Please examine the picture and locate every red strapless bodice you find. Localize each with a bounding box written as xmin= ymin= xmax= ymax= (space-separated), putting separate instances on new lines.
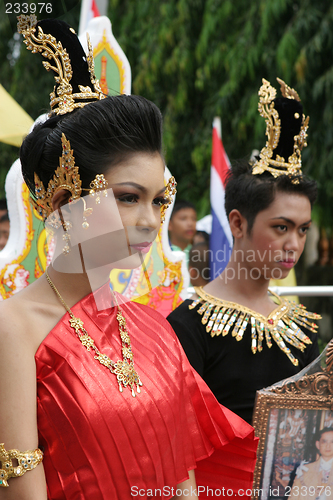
xmin=35 ymin=286 xmax=257 ymax=499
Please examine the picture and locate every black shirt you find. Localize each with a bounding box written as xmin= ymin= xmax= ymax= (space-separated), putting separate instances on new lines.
xmin=167 ymin=299 xmax=319 ymax=424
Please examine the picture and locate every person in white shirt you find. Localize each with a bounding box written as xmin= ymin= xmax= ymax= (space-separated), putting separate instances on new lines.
xmin=291 ymin=428 xmax=333 ymax=500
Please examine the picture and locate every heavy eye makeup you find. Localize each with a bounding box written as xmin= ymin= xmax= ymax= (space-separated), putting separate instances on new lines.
xmin=115 ymin=192 xmax=168 ymax=207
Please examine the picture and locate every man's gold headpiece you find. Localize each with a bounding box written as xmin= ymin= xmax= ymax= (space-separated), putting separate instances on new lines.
xmin=17 ymin=15 xmax=106 ymax=115
xmin=252 ymin=78 xmax=309 ymax=179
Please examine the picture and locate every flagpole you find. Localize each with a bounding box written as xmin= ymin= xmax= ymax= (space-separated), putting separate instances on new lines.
xmin=213 ymin=116 xmax=221 ymax=141
xmin=79 ymin=0 xmax=106 ymax=36
xmin=95 ymin=0 xmax=108 ymax=15
xmin=79 ymin=0 xmax=90 ymax=35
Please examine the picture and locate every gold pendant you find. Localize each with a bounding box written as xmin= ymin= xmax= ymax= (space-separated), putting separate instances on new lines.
xmin=113 ymin=360 xmax=143 ymax=397
xmin=45 ymin=269 xmax=143 ymax=397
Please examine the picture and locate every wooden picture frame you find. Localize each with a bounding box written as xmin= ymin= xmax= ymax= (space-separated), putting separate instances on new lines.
xmin=252 ymin=340 xmax=333 ymax=499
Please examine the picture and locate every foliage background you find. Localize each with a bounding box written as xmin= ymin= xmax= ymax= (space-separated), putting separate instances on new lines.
xmin=0 ymin=0 xmax=333 ymax=223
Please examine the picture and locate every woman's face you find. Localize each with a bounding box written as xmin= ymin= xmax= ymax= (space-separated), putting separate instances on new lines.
xmin=104 ymin=152 xmax=166 ymax=256
xmin=50 ymin=152 xmax=166 ymax=275
xmin=236 ymin=191 xmax=312 ymax=281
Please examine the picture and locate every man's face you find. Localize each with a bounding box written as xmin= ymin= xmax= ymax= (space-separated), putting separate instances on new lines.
xmin=236 ymin=192 xmax=311 ymax=281
xmin=0 ymin=219 xmax=10 ymax=250
xmin=168 ymin=208 xmax=197 ymax=246
xmin=316 ymin=431 xmax=333 ymax=460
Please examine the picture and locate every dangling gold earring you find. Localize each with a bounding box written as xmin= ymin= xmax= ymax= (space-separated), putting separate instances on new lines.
xmin=82 ymin=198 xmax=93 ymax=229
xmin=89 ymin=174 xmax=108 ymax=204
xmin=62 ymin=220 xmax=72 ymax=254
xmin=161 ymin=176 xmax=177 ymax=224
xmin=47 ymin=211 xmax=62 ymax=230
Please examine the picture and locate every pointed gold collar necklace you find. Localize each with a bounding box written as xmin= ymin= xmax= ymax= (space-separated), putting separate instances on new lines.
xmin=189 ymin=287 xmax=320 ymax=366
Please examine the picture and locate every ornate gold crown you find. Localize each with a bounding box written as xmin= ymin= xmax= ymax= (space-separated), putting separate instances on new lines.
xmin=252 ymin=78 xmax=309 ymax=178
xmin=17 ymin=15 xmax=106 ymax=115
xmin=18 ymin=16 xmax=176 ymax=227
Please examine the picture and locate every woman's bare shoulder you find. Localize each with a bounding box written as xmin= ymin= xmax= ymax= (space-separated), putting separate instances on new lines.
xmin=0 ymin=293 xmax=37 ymax=356
xmin=0 ymin=293 xmax=30 ymax=330
xmin=0 ymin=280 xmax=62 ymax=354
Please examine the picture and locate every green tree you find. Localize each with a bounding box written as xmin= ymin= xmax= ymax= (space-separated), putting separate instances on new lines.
xmin=109 ymin=0 xmax=333 ymax=222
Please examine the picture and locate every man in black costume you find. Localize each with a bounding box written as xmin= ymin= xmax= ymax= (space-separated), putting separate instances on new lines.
xmin=168 ymin=78 xmax=320 ymax=424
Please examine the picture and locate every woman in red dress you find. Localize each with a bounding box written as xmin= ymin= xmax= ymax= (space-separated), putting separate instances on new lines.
xmin=0 ymin=16 xmax=257 ymax=500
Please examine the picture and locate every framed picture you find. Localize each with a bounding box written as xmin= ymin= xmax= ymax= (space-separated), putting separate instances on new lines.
xmin=252 ymin=341 xmax=333 ymax=499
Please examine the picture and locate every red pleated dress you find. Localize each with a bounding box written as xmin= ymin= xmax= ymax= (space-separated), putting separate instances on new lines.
xmin=35 ymin=285 xmax=258 ymax=499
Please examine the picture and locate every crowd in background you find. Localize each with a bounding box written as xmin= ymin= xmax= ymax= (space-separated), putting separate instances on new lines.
xmin=168 ymin=199 xmax=210 ymax=287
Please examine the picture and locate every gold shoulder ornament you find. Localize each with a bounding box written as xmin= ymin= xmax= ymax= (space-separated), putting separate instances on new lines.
xmin=0 ymin=444 xmax=43 ymax=487
xmin=189 ymin=287 xmax=321 ymax=366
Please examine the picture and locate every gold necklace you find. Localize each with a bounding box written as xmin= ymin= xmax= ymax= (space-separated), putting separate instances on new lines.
xmin=45 ymin=269 xmax=143 ymax=397
xmin=189 ymin=286 xmax=321 ymax=366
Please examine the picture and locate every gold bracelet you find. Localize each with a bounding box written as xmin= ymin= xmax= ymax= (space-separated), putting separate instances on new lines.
xmin=0 ymin=443 xmax=43 ymax=487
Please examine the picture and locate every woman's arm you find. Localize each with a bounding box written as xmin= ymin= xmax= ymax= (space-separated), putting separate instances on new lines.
xmin=0 ymin=304 xmax=47 ymax=500
xmin=173 ymin=469 xmax=198 ymax=499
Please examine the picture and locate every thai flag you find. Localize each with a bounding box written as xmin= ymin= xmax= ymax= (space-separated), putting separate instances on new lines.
xmin=78 ymin=0 xmax=101 ymax=35
xmin=210 ymin=117 xmax=233 ymax=279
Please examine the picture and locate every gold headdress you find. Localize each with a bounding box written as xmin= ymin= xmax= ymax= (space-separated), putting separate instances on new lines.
xmin=252 ymin=78 xmax=309 ymax=179
xmin=17 ymin=15 xmax=106 ymax=115
xmin=32 ymin=133 xmax=109 ymax=227
xmin=17 ymin=16 xmax=110 ymax=220
xmin=33 ymin=133 xmax=82 ymax=221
